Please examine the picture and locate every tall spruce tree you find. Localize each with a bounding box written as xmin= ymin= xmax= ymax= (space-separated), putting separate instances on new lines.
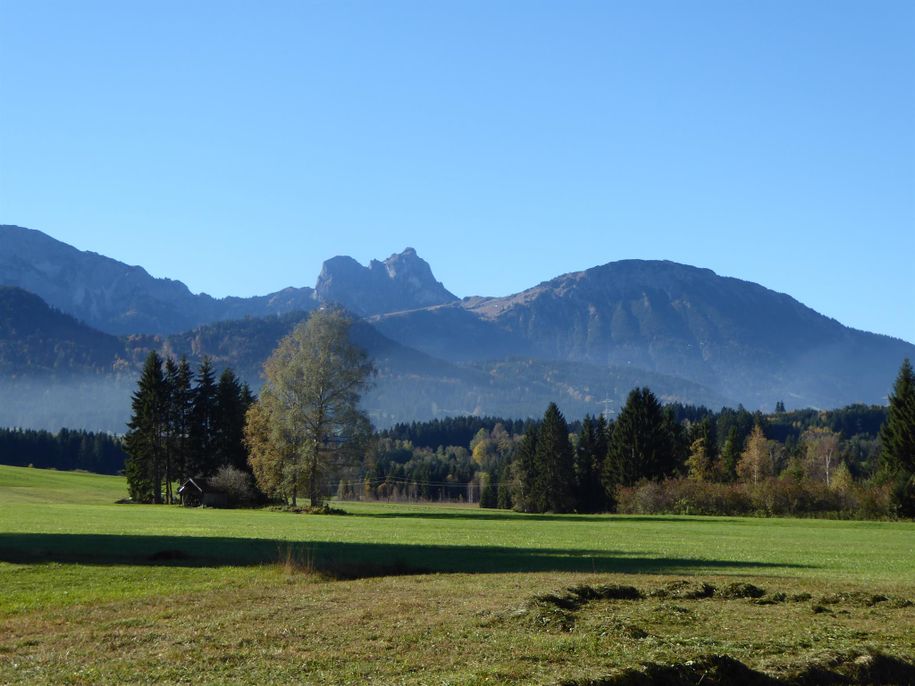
xmin=511 ymin=423 xmax=539 ymax=512
xmin=170 ymin=356 xmax=195 ymax=483
xmin=575 ymin=415 xmax=610 ymax=512
xmin=162 ymin=357 xmax=179 ymax=503
xmin=214 ymin=368 xmax=251 ymax=471
xmin=533 ymin=403 xmax=576 ymax=513
xmin=605 ymin=387 xmax=673 ymax=486
xmin=124 ymin=352 xmax=168 ymax=503
xmin=879 ymin=358 xmax=915 ymax=475
xmin=189 ymin=357 xmax=218 ymax=477
xmin=879 ymin=358 xmax=915 ymax=515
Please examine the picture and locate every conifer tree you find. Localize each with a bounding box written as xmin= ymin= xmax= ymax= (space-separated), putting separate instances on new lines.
xmin=719 ymin=427 xmax=741 ymax=481
xmin=124 ymin=352 xmax=168 ymax=503
xmin=575 ymin=415 xmax=610 ymax=512
xmin=879 ymin=358 xmax=915 ymax=515
xmin=214 ymin=368 xmax=251 ymax=471
xmin=162 ymin=357 xmax=179 ymax=503
xmin=188 ymin=357 xmax=218 ymax=477
xmin=879 ymin=358 xmax=915 ymax=475
xmin=170 ymin=356 xmax=195 ymax=482
xmin=511 ymin=423 xmax=539 ymax=512
xmin=533 ymin=403 xmax=576 ymax=513
xmin=605 ymin=387 xmax=673 ymax=486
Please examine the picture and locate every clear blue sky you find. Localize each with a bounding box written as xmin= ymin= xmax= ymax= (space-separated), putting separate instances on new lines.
xmin=1 ymin=1 xmax=913 ymax=342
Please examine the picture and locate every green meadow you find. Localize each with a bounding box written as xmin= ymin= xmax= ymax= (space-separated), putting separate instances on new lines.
xmin=1 ymin=464 xmax=913 ymax=685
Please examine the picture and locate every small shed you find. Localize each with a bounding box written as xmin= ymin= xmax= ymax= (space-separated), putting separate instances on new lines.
xmin=177 ymin=478 xmax=228 ymax=508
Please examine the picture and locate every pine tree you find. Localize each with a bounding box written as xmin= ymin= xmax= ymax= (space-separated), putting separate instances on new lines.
xmin=720 ymin=427 xmax=741 ymax=481
xmin=879 ymin=358 xmax=915 ymax=515
xmin=214 ymin=368 xmax=250 ymax=471
xmin=575 ymin=415 xmax=610 ymax=512
xmin=162 ymin=357 xmax=179 ymax=503
xmin=124 ymin=352 xmax=168 ymax=503
xmin=879 ymin=358 xmax=915 ymax=475
xmin=511 ymin=423 xmax=539 ymax=512
xmin=188 ymin=357 xmax=218 ymax=477
xmin=605 ymin=387 xmax=673 ymax=486
xmin=496 ymin=464 xmax=514 ymax=510
xmin=533 ymin=403 xmax=576 ymax=513
xmin=170 ymin=357 xmax=195 ymax=482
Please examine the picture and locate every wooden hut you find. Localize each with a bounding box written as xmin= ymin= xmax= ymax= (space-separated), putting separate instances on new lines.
xmin=177 ymin=478 xmax=228 ymax=508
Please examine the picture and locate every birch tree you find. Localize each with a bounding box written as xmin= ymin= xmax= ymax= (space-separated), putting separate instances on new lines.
xmin=247 ymin=309 xmax=373 ymax=506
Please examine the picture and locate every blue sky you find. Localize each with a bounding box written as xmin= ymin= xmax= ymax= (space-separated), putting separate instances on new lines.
xmin=1 ymin=0 xmax=913 ymax=342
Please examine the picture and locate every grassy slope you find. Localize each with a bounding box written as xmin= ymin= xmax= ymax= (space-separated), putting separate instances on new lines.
xmin=1 ymin=466 xmax=913 ymax=685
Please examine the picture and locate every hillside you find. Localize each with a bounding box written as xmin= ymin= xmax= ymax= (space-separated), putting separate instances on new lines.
xmin=0 ymin=286 xmax=124 ymax=376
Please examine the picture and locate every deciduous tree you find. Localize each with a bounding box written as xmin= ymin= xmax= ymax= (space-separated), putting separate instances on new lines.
xmin=736 ymin=424 xmax=773 ymax=485
xmin=247 ymin=309 xmax=373 ymax=506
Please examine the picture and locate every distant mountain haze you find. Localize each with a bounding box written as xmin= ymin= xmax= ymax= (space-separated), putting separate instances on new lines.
xmin=0 ymin=224 xmax=912 ymax=430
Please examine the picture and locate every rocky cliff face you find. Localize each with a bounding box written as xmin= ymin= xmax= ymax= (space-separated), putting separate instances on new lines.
xmin=315 ymin=248 xmax=458 ymax=316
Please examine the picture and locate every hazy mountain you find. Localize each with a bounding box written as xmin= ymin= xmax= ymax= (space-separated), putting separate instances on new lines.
xmin=0 ymin=225 xmax=317 ymax=334
xmin=374 ymin=260 xmax=914 ymax=409
xmin=0 ymin=225 xmax=456 ymax=334
xmin=0 ymin=301 xmax=728 ymax=431
xmin=315 ymin=248 xmax=458 ymax=316
xmin=0 ymin=286 xmax=125 ymax=376
xmin=1 ymin=225 xmax=911 ymax=428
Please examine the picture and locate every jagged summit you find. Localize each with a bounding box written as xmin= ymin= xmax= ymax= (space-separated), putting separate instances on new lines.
xmin=315 ymin=247 xmax=457 ymax=316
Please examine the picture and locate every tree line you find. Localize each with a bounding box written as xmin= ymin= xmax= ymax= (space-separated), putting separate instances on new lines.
xmin=0 ymin=427 xmax=126 ymax=474
xmin=30 ymin=312 xmax=912 ymax=521
xmin=473 ymin=359 xmax=915 ymax=517
xmin=124 ymin=353 xmax=254 ymax=503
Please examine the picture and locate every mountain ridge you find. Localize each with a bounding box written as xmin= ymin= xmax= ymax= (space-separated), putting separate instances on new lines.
xmin=1 ymin=224 xmax=912 ymax=428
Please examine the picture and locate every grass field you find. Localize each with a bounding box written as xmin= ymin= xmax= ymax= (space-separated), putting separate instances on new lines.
xmin=1 ymin=465 xmax=913 ymax=684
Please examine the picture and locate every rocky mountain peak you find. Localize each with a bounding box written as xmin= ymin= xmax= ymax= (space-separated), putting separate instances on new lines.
xmin=315 ymin=248 xmax=457 ymax=316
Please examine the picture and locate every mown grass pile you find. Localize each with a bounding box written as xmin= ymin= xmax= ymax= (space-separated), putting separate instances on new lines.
xmin=1 ymin=465 xmax=912 ymax=685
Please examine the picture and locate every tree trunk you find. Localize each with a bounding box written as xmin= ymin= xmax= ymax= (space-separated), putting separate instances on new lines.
xmin=309 ymin=439 xmax=321 ymax=507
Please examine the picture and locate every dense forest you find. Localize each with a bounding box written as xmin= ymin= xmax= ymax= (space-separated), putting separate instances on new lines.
xmin=0 ymin=427 xmax=126 ymax=474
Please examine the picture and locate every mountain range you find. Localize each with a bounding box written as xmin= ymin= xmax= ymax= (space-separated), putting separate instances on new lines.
xmin=0 ymin=224 xmax=911 ymax=431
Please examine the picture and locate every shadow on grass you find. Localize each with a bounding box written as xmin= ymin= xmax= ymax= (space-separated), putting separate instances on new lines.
xmin=0 ymin=533 xmax=814 ymax=578
xmin=348 ymin=510 xmax=722 ymax=524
